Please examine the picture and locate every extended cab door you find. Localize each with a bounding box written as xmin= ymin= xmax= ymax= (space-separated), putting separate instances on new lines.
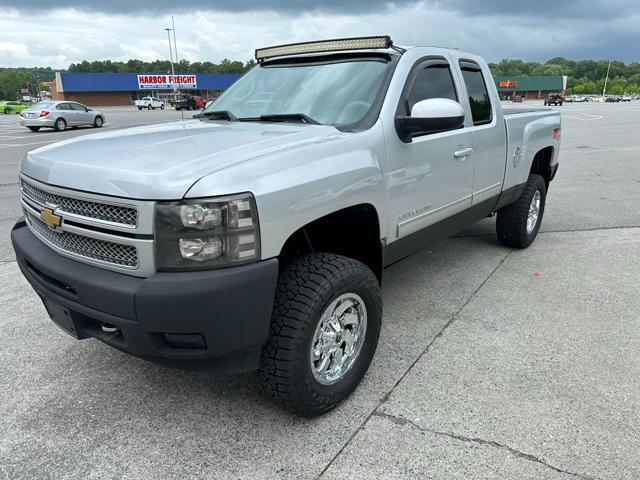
xmin=385 ymin=57 xmax=474 ymax=241
xmin=455 ymin=59 xmax=507 ymax=206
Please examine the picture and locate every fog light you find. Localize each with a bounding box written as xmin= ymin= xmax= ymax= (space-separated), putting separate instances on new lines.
xmin=179 ymin=237 xmax=223 ymax=262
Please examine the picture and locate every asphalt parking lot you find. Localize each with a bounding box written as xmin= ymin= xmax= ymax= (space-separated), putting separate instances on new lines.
xmin=1 ymin=102 xmax=639 ymax=479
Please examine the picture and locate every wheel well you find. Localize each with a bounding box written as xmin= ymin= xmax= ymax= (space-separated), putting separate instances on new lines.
xmin=529 ymin=146 xmax=554 ymax=186
xmin=279 ymin=204 xmax=383 ymax=283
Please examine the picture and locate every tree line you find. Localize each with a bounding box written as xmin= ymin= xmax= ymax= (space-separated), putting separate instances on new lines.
xmin=3 ymin=57 xmax=640 ymax=100
xmin=488 ymin=58 xmax=640 ymax=95
xmin=67 ymin=58 xmax=255 ymax=74
xmin=0 ymin=67 xmax=55 ymax=101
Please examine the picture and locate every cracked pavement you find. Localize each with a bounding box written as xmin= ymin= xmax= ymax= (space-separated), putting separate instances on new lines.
xmin=1 ymin=103 xmax=640 ymax=479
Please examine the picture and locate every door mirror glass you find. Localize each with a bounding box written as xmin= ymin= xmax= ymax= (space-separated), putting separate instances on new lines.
xmin=397 ymin=98 xmax=465 ymax=140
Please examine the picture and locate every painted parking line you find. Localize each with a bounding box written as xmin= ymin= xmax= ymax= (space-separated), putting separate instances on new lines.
xmin=561 ymin=114 xmax=603 ymax=121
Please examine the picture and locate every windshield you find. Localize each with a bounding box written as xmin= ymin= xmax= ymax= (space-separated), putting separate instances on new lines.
xmin=206 ymin=57 xmax=392 ymax=128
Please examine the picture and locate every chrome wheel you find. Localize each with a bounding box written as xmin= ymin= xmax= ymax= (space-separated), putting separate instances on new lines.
xmin=527 ymin=190 xmax=541 ymax=234
xmin=310 ymin=293 xmax=367 ymax=385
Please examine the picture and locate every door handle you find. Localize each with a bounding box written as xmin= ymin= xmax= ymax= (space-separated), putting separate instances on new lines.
xmin=453 ymin=147 xmax=473 ymax=159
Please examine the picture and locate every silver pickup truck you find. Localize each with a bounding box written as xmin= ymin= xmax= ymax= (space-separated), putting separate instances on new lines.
xmin=12 ymin=36 xmax=560 ymax=416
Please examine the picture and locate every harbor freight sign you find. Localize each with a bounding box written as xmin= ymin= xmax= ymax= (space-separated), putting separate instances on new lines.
xmin=137 ymin=74 xmax=197 ymax=89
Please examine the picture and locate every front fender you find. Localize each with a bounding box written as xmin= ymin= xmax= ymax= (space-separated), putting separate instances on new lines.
xmin=185 ymin=121 xmax=389 ymax=259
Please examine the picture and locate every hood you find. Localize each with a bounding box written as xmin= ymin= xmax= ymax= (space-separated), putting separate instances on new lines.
xmin=20 ymin=119 xmax=343 ymax=199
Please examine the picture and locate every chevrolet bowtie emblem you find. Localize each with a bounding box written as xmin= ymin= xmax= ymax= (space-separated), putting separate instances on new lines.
xmin=40 ymin=207 xmax=62 ymax=229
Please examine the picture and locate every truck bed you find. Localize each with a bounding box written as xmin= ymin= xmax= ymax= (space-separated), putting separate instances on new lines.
xmin=503 ymin=107 xmax=553 ymax=115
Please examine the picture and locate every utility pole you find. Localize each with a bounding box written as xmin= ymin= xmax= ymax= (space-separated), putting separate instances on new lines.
xmin=164 ymin=27 xmax=177 ymax=103
xmin=602 ymin=59 xmax=611 ymax=97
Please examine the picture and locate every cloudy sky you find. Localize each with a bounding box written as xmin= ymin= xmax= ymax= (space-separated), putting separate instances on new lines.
xmin=1 ymin=0 xmax=638 ymax=68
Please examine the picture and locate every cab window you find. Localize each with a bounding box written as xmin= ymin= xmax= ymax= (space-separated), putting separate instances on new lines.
xmin=404 ymin=63 xmax=457 ymax=114
xmin=460 ymin=62 xmax=492 ymax=125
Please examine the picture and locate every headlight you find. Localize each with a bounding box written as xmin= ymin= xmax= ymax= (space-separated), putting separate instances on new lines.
xmin=155 ymin=193 xmax=260 ymax=271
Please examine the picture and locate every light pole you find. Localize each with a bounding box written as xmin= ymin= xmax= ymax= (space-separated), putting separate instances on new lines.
xmin=172 ymin=16 xmax=178 ymax=67
xmin=602 ymin=59 xmax=611 ymax=97
xmin=165 ymin=27 xmax=177 ymax=102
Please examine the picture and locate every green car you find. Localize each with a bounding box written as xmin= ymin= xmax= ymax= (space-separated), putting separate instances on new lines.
xmin=1 ymin=100 xmax=32 ymax=114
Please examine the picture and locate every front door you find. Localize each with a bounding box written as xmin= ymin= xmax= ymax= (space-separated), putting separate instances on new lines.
xmin=386 ymin=57 xmax=474 ymax=241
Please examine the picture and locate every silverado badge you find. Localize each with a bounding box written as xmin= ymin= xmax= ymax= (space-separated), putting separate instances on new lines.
xmin=40 ymin=207 xmax=62 ymax=230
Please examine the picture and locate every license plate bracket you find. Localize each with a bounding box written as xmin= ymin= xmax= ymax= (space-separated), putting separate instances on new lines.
xmin=41 ymin=297 xmax=83 ymax=339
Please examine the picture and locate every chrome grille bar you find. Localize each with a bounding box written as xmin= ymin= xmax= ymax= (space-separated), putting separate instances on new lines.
xmin=21 ymin=178 xmax=138 ymax=227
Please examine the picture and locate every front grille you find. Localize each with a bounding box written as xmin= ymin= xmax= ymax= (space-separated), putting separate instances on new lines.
xmin=21 ymin=179 xmax=138 ymax=227
xmin=25 ymin=209 xmax=138 ymax=268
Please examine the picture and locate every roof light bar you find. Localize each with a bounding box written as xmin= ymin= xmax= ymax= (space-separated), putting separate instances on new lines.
xmin=255 ymin=36 xmax=393 ymax=62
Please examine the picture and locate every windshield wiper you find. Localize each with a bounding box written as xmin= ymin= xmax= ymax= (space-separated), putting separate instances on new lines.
xmin=195 ymin=110 xmax=238 ymax=121
xmin=239 ymin=113 xmax=320 ymax=125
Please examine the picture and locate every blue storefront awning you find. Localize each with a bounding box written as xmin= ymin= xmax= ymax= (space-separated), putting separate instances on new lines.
xmin=59 ymin=72 xmax=241 ymax=92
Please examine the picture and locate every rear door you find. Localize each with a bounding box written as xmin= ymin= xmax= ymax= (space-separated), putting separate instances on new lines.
xmin=456 ymin=59 xmax=507 ymax=206
xmin=55 ymin=102 xmax=74 ymax=124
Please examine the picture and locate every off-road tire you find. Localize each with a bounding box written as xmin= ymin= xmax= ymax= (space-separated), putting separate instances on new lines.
xmin=258 ymin=253 xmax=382 ymax=417
xmin=496 ymin=174 xmax=547 ymax=248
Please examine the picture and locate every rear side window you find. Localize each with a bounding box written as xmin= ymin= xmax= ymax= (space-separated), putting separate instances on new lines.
xmin=405 ymin=64 xmax=457 ymax=114
xmin=56 ymin=103 xmax=71 ymax=110
xmin=460 ymin=64 xmax=492 ymax=125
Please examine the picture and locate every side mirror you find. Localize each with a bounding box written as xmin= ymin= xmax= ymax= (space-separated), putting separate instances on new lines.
xmin=204 ymin=100 xmax=213 ymax=110
xmin=396 ymin=98 xmax=465 ymax=141
xmin=86 ymin=107 xmax=92 ymax=112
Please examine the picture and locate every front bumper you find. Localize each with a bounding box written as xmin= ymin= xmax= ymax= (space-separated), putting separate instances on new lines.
xmin=19 ymin=117 xmax=55 ymax=127
xmin=11 ymin=220 xmax=278 ymax=374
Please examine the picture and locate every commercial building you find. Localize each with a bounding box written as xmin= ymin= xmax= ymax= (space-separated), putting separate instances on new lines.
xmin=494 ymin=75 xmax=567 ymax=100
xmin=50 ymin=72 xmax=242 ymax=106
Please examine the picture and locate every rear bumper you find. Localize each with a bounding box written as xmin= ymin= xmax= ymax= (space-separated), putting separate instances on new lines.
xmin=19 ymin=117 xmax=55 ymax=127
xmin=11 ymin=220 xmax=279 ymax=374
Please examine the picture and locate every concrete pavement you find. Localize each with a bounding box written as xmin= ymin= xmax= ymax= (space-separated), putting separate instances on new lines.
xmin=1 ymin=102 xmax=639 ymax=479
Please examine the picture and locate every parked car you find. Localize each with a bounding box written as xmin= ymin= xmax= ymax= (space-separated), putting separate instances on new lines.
xmin=18 ymin=100 xmax=104 ymax=132
xmin=621 ymin=95 xmax=632 ymax=102
xmin=1 ymin=100 xmax=30 ymax=114
xmin=175 ymin=95 xmax=207 ymax=110
xmin=544 ymin=94 xmax=564 ymax=106
xmin=511 ymin=95 xmax=524 ymax=103
xmin=11 ymin=36 xmax=560 ymax=416
xmin=564 ymin=95 xmax=575 ymax=103
xmin=605 ymin=96 xmax=622 ymax=103
xmin=134 ymin=97 xmax=165 ymax=110
xmin=573 ymin=95 xmax=588 ymax=103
